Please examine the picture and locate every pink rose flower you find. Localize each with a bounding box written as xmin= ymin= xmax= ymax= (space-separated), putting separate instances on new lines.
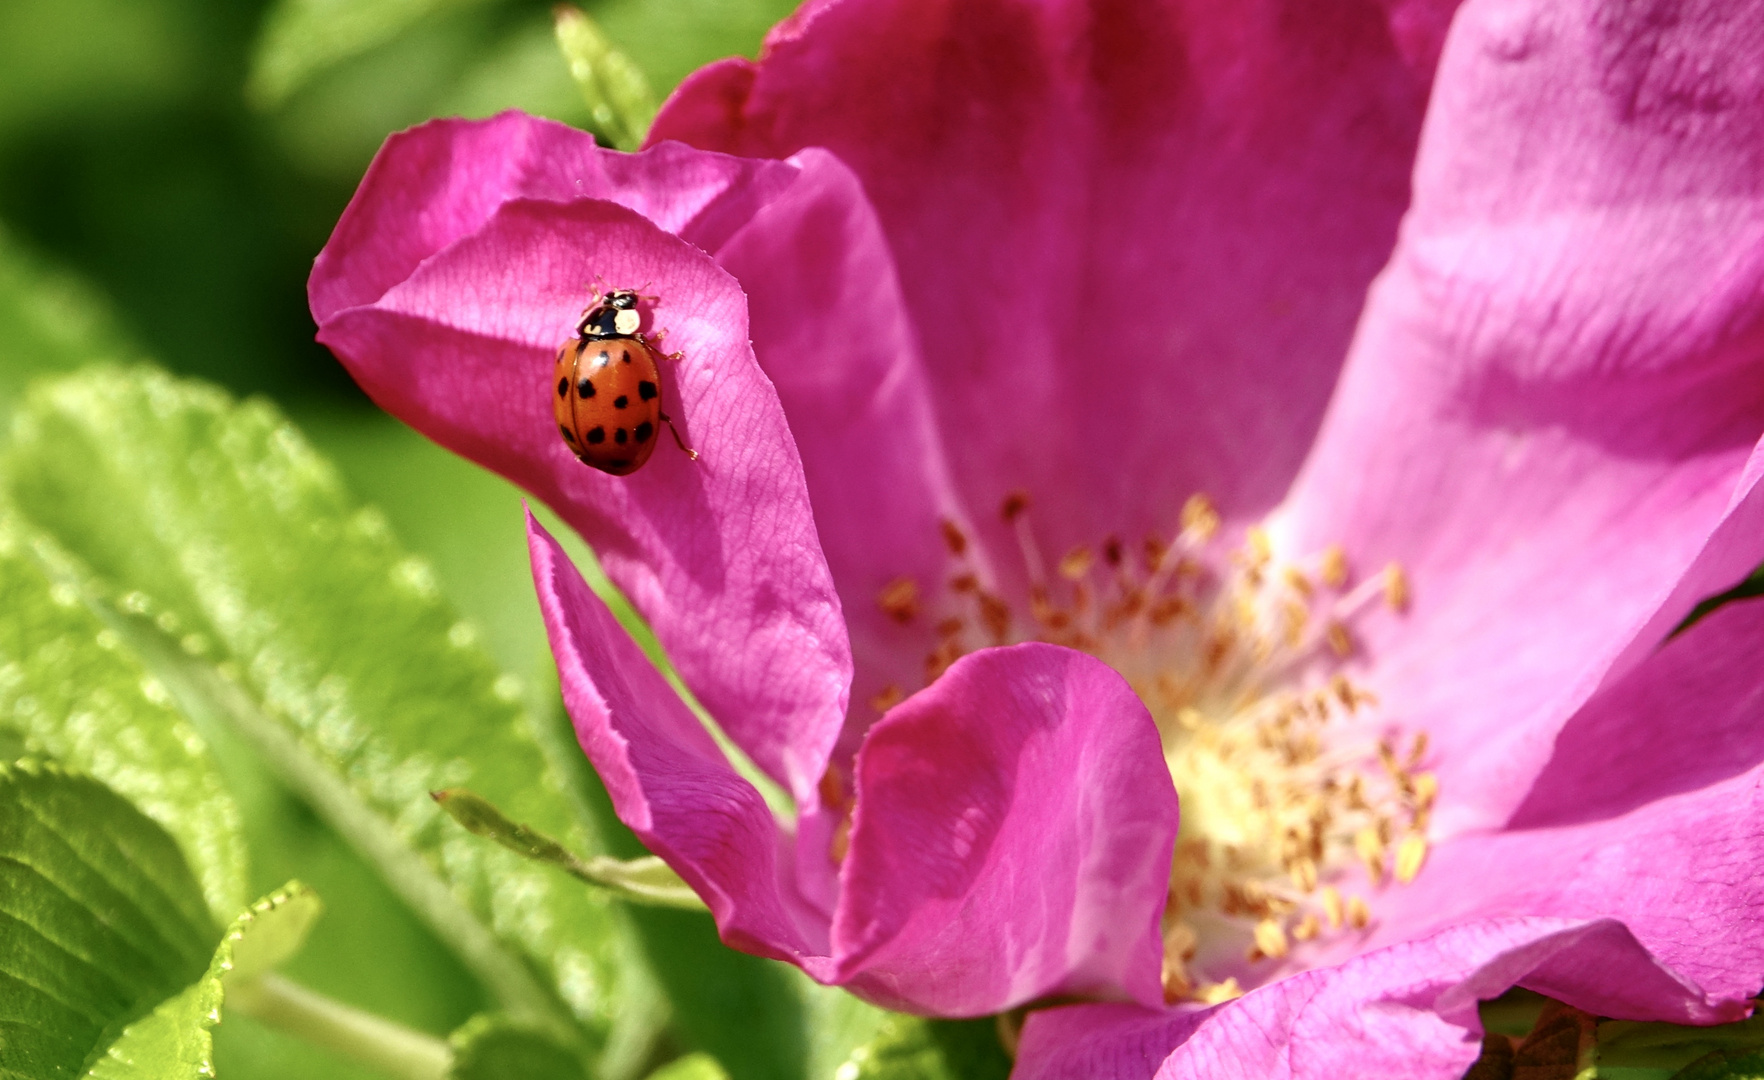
xmin=309 ymin=0 xmax=1764 ymax=1074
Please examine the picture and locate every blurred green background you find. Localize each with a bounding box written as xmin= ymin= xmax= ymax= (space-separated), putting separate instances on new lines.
xmin=0 ymin=0 xmax=794 ymax=1075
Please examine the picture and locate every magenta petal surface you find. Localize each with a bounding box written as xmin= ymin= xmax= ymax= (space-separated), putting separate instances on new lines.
xmin=1366 ymin=599 xmax=1764 ymax=1006
xmin=1019 ymin=918 xmax=1738 ymax=1080
xmin=708 ymin=147 xmax=968 ymax=756
xmin=654 ymin=0 xmax=1436 ymax=563
xmin=1276 ymin=0 xmax=1764 ymax=832
xmin=312 ymin=116 xmax=851 ymax=803
xmin=528 ymin=513 xmax=830 ymax=965
xmin=832 ymin=644 xmax=1177 ymax=1015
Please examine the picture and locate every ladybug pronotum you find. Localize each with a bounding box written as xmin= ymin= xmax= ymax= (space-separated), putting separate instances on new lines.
xmin=552 ymin=289 xmax=695 ymax=475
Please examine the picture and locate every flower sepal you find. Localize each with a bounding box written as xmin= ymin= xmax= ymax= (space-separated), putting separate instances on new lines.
xmin=432 ymin=787 xmax=706 ymax=911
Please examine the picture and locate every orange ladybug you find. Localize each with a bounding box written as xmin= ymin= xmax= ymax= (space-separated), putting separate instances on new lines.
xmin=552 ymin=289 xmax=695 ymax=475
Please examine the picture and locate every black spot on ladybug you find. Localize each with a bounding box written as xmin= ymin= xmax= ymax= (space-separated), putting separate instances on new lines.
xmin=615 ymin=428 xmax=629 ymax=445
xmin=597 ymin=350 xmax=611 ymax=367
xmin=559 ymin=424 xmax=576 ymax=443
xmin=634 ymin=421 xmax=653 ymax=443
xmin=639 ymin=381 xmax=657 ymax=401
xmin=586 ymin=427 xmax=606 ymax=444
xmin=557 ymin=377 xmax=569 ymax=397
xmin=577 ymin=377 xmax=595 ymax=397
xmin=620 ymin=349 xmax=632 ymax=364
xmin=614 ymin=395 xmax=629 ymax=409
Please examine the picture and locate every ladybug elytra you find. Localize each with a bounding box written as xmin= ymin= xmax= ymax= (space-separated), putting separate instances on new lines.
xmin=553 ymin=289 xmax=695 ymax=475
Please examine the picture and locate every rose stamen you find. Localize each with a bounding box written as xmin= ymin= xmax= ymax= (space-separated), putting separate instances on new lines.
xmin=866 ymin=490 xmax=1428 ymax=997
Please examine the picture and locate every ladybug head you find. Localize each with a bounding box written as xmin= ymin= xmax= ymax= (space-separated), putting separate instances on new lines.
xmin=578 ymin=290 xmax=644 ymax=339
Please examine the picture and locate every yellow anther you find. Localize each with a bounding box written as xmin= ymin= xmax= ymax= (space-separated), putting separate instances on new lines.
xmin=1291 ymin=913 xmax=1321 ymax=942
xmin=1160 ymin=957 xmax=1193 ymax=1004
xmin=1283 ymin=567 xmax=1314 ymax=598
xmin=1346 ymin=896 xmax=1371 ymax=930
xmin=1196 ymin=978 xmax=1243 ymax=1005
xmin=1244 ymin=526 xmax=1273 ymax=566
xmin=935 ymin=616 xmax=964 ymax=639
xmin=1407 ymin=732 xmax=1429 ymax=768
xmin=1354 ymin=827 xmax=1386 ymax=884
xmin=1164 ymin=920 xmax=1198 ymax=960
xmin=1383 ymin=562 xmax=1410 ymax=611
xmin=1288 ymin=858 xmax=1318 ymax=893
xmin=1058 ymin=546 xmax=1095 ymax=581
xmin=949 ymin=572 xmax=978 ymax=593
xmin=1326 ymin=622 xmax=1353 ymax=658
xmin=1412 ymin=772 xmax=1439 ymax=812
xmin=1253 ymin=918 xmax=1290 ymax=960
xmin=1321 ymin=886 xmax=1343 ymax=929
xmin=878 ymin=577 xmax=919 ymax=622
xmin=1181 ymin=493 xmax=1221 ymax=541
xmin=939 ymin=518 xmax=968 ymax=555
xmin=1000 ymin=491 xmax=1030 ymax=521
xmin=870 ymin=685 xmax=903 ymax=712
xmin=1394 ymin=833 xmax=1429 ymax=884
xmin=977 ymin=593 xmax=1011 ymax=643
xmin=1320 ymin=545 xmax=1349 ymax=588
xmin=1144 ymin=535 xmax=1168 ymax=572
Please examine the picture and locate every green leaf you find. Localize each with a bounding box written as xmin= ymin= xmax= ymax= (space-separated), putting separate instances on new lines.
xmin=246 ymin=0 xmax=501 ymax=109
xmin=3 ymin=367 xmax=653 ymax=1064
xmin=1671 ymin=1048 xmax=1764 ymax=1080
xmin=85 ymin=883 xmax=324 ymax=1080
xmin=835 ymin=1017 xmax=1013 ymax=1080
xmin=0 ymin=760 xmax=215 ymax=1079
xmin=553 ymin=5 xmax=655 ymax=151
xmin=1595 ymin=1014 xmax=1764 ymax=1079
xmin=0 ymin=517 xmax=247 ymax=920
xmin=447 ymin=1013 xmax=590 ymax=1080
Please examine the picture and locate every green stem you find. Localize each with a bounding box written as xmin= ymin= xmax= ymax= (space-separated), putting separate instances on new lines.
xmin=227 ymin=972 xmax=452 ymax=1080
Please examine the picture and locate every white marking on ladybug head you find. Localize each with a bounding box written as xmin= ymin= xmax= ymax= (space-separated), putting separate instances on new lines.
xmin=614 ymin=309 xmax=642 ymax=335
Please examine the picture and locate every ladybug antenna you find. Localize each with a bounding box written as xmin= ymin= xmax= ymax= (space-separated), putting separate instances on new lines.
xmin=635 ymin=281 xmax=659 ymax=303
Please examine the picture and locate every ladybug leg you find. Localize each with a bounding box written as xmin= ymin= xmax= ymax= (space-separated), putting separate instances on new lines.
xmin=661 ymin=412 xmax=698 ymax=460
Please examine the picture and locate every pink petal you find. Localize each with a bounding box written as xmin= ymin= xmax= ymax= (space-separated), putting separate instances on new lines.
xmin=527 ymin=513 xmax=834 ymax=969
xmin=1019 ymin=918 xmax=1737 ymax=1080
xmin=1275 ymin=0 xmax=1764 ymax=832
xmin=313 ymin=116 xmax=851 ymax=804
xmin=1366 ymin=598 xmax=1764 ymax=1006
xmin=707 ymin=146 xmax=969 ymax=761
xmin=832 ymin=643 xmax=1178 ymax=1015
xmin=653 ymin=0 xmax=1438 ymax=583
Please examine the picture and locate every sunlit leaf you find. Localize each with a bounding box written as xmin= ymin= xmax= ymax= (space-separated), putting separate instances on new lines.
xmin=553 ymin=5 xmax=654 ymax=151
xmin=0 ymin=760 xmax=215 ymax=1078
xmin=447 ymin=1013 xmax=590 ymax=1080
xmin=3 ymin=366 xmax=658 ymax=1069
xmin=88 ymin=882 xmax=329 ymax=1080
xmin=0 ymin=517 xmax=247 ymax=918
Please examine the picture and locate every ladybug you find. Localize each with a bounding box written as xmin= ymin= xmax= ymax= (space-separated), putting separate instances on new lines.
xmin=553 ymin=289 xmax=695 ymax=475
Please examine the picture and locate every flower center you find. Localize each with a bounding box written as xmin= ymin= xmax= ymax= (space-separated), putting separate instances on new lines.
xmin=868 ymin=493 xmax=1433 ymax=1004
